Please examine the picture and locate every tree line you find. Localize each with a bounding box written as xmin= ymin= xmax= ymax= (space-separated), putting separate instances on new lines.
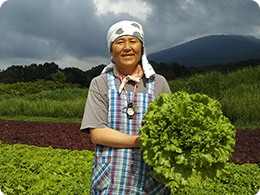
xmin=0 ymin=59 xmax=260 ymax=88
xmin=0 ymin=62 xmax=105 ymax=88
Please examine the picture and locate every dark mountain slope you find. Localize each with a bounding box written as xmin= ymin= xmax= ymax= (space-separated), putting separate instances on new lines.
xmin=148 ymin=35 xmax=260 ymax=66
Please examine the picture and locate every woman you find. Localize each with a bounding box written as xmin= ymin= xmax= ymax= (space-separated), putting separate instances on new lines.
xmin=81 ymin=20 xmax=171 ymax=194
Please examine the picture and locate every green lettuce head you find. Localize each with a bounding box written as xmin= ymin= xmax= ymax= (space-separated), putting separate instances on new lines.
xmin=139 ymin=91 xmax=236 ymax=189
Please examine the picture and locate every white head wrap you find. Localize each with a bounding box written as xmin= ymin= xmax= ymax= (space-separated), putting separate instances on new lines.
xmin=101 ymin=20 xmax=155 ymax=78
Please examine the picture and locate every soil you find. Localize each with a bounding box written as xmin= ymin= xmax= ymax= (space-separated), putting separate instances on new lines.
xmin=0 ymin=119 xmax=259 ymax=165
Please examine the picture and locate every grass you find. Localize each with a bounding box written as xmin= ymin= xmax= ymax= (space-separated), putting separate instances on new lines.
xmin=168 ymin=66 xmax=260 ymax=129
xmin=1 ymin=65 xmax=260 ymax=129
xmin=0 ymin=88 xmax=88 ymax=120
xmin=0 ymin=116 xmax=81 ymax=123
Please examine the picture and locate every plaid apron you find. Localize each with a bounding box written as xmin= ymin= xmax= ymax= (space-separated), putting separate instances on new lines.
xmin=90 ymin=71 xmax=170 ymax=195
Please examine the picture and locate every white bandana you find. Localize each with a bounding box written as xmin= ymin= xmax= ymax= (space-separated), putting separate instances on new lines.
xmin=101 ymin=20 xmax=155 ymax=79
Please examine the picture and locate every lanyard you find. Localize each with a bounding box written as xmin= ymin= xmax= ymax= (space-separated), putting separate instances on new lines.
xmin=119 ymin=72 xmax=139 ymax=119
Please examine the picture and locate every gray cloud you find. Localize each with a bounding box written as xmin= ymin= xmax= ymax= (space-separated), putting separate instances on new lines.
xmin=0 ymin=0 xmax=260 ymax=70
xmin=144 ymin=0 xmax=260 ymax=50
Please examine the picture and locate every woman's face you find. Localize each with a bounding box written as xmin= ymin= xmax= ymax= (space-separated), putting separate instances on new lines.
xmin=110 ymin=35 xmax=142 ymax=73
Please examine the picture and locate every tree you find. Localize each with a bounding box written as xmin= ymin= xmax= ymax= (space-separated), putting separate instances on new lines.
xmin=63 ymin=67 xmax=87 ymax=86
xmin=51 ymin=70 xmax=67 ymax=83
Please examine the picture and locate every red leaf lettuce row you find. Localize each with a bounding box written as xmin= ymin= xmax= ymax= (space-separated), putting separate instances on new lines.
xmin=139 ymin=91 xmax=236 ymax=189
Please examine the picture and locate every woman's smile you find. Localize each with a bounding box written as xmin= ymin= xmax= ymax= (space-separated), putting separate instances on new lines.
xmin=122 ymin=54 xmax=134 ymax=58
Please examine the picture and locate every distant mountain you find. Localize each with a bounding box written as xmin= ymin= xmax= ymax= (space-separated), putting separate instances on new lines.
xmin=148 ymin=35 xmax=260 ymax=67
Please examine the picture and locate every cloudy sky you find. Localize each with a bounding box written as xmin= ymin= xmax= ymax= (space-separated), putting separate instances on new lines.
xmin=0 ymin=0 xmax=260 ymax=71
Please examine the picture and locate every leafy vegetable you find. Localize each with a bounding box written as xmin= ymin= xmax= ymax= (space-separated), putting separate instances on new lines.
xmin=170 ymin=163 xmax=260 ymax=195
xmin=139 ymin=91 xmax=236 ymax=189
xmin=0 ymin=142 xmax=94 ymax=194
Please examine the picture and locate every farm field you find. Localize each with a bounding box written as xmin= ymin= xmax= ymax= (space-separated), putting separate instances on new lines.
xmin=1 ymin=119 xmax=260 ymax=194
xmin=0 ymin=119 xmax=259 ymax=165
xmin=1 ymin=65 xmax=260 ymax=194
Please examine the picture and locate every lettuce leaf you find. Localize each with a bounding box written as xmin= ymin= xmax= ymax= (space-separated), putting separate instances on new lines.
xmin=139 ymin=91 xmax=236 ymax=189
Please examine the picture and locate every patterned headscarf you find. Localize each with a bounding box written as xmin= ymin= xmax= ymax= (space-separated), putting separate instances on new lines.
xmin=101 ymin=20 xmax=155 ymax=78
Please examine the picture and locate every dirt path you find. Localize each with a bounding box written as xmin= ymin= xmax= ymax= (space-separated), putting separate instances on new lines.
xmin=0 ymin=119 xmax=259 ymax=165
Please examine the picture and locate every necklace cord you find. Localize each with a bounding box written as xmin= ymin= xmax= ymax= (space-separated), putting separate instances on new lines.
xmin=119 ymin=74 xmax=138 ymax=104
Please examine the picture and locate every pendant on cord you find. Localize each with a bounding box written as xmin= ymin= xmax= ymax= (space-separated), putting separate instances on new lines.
xmin=126 ymin=102 xmax=135 ymax=119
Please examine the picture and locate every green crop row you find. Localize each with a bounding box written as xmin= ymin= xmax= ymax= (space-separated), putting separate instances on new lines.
xmin=172 ymin=163 xmax=260 ymax=194
xmin=0 ymin=141 xmax=259 ymax=194
xmin=0 ymin=141 xmax=94 ymax=195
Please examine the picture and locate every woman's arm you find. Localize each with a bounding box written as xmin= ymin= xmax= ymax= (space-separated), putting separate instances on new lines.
xmin=90 ymin=127 xmax=140 ymax=148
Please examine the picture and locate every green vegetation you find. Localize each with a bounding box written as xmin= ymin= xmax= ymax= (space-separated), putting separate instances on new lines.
xmin=168 ymin=66 xmax=260 ymax=129
xmin=1 ymin=65 xmax=260 ymax=128
xmin=1 ymin=141 xmax=259 ymax=195
xmin=0 ymin=64 xmax=260 ymax=194
xmin=0 ymin=62 xmax=105 ymax=88
xmin=171 ymin=163 xmax=260 ymax=195
xmin=140 ymin=92 xmax=236 ymax=189
xmin=1 ymin=59 xmax=260 ymax=88
xmin=0 ymin=141 xmax=94 ymax=195
xmin=0 ymin=79 xmax=80 ymax=96
xmin=0 ymin=86 xmax=88 ymax=121
xmin=0 ymin=116 xmax=81 ymax=123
